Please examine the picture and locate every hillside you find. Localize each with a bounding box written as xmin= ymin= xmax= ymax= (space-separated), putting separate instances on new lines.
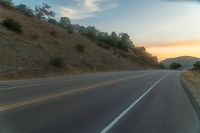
xmin=0 ymin=5 xmax=159 ymax=79
xmin=161 ymin=56 xmax=200 ymax=69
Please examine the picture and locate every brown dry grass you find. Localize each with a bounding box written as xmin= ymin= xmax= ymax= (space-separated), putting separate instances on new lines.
xmin=182 ymin=71 xmax=200 ymax=106
xmin=0 ymin=5 xmax=158 ymax=80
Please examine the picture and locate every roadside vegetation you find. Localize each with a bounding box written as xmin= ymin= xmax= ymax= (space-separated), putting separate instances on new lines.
xmin=170 ymin=62 xmax=182 ymax=70
xmin=193 ymin=61 xmax=200 ymax=71
xmin=181 ymin=61 xmax=200 ymax=116
xmin=2 ymin=17 xmax=22 ymax=33
xmin=0 ymin=0 xmax=160 ymax=79
xmin=0 ymin=0 xmax=156 ymax=54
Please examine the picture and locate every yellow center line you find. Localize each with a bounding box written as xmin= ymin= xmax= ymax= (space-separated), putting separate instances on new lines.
xmin=0 ymin=72 xmax=157 ymax=112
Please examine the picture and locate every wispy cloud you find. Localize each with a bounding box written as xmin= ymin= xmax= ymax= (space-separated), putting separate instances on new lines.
xmin=54 ymin=0 xmax=119 ymax=20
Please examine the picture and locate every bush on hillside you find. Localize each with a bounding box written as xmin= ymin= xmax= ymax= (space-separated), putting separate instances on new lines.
xmin=31 ymin=34 xmax=39 ymax=40
xmin=68 ymin=29 xmax=74 ymax=34
xmin=48 ymin=18 xmax=58 ymax=25
xmin=170 ymin=62 xmax=182 ymax=70
xmin=116 ymin=43 xmax=128 ymax=52
xmin=96 ymin=42 xmax=110 ymax=50
xmin=159 ymin=63 xmax=165 ymax=69
xmin=193 ymin=61 xmax=200 ymax=70
xmin=15 ymin=4 xmax=34 ymax=17
xmin=50 ymin=57 xmax=64 ymax=68
xmin=0 ymin=0 xmax=13 ymax=9
xmin=2 ymin=18 xmax=22 ymax=33
xmin=50 ymin=31 xmax=57 ymax=37
xmin=76 ymin=44 xmax=85 ymax=53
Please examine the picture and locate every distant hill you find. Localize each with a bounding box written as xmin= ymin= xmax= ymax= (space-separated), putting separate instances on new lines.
xmin=161 ymin=56 xmax=200 ymax=69
xmin=0 ymin=5 xmax=159 ymax=79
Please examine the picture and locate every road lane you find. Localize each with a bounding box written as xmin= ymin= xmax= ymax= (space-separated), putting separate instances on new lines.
xmin=0 ymin=70 xmax=153 ymax=91
xmin=100 ymin=72 xmax=169 ymax=133
xmin=0 ymin=71 xmax=155 ymax=106
xmin=0 ymin=70 xmax=199 ymax=133
xmin=108 ymin=71 xmax=200 ymax=133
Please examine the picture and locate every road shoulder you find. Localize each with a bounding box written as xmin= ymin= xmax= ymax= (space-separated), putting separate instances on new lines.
xmin=181 ymin=71 xmax=200 ymax=119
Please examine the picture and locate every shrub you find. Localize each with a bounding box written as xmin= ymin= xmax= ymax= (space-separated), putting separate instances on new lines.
xmin=48 ymin=18 xmax=58 ymax=25
xmin=15 ymin=4 xmax=34 ymax=17
xmin=68 ymin=30 xmax=73 ymax=34
xmin=31 ymin=34 xmax=39 ymax=40
xmin=76 ymin=44 xmax=84 ymax=53
xmin=97 ymin=42 xmax=110 ymax=50
xmin=159 ymin=63 xmax=165 ymax=69
xmin=193 ymin=61 xmax=200 ymax=70
xmin=50 ymin=31 xmax=57 ymax=37
xmin=50 ymin=57 xmax=64 ymax=68
xmin=2 ymin=18 xmax=22 ymax=33
xmin=170 ymin=62 xmax=182 ymax=70
xmin=0 ymin=0 xmax=13 ymax=9
xmin=116 ymin=43 xmax=128 ymax=52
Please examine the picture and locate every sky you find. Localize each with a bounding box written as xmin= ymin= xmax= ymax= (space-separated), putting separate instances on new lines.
xmin=12 ymin=0 xmax=200 ymax=61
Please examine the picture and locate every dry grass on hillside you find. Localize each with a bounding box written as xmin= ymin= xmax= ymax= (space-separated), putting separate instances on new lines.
xmin=0 ymin=5 xmax=158 ymax=79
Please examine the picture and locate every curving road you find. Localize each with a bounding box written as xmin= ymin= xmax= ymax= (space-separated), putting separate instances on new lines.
xmin=0 ymin=70 xmax=199 ymax=133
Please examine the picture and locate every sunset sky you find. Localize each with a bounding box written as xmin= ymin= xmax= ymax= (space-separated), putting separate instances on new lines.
xmin=13 ymin=0 xmax=200 ymax=61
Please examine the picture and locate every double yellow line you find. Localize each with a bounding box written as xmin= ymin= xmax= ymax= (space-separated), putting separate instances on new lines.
xmin=0 ymin=72 xmax=156 ymax=112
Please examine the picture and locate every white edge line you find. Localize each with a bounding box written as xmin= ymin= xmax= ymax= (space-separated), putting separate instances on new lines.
xmin=100 ymin=72 xmax=170 ymax=133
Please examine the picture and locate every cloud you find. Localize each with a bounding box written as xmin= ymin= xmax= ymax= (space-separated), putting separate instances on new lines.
xmin=54 ymin=0 xmax=119 ymax=20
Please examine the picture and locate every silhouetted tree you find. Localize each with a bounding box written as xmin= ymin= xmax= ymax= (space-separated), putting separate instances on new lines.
xmin=60 ymin=17 xmax=71 ymax=27
xmin=193 ymin=61 xmax=200 ymax=70
xmin=35 ymin=3 xmax=55 ymax=20
xmin=48 ymin=18 xmax=58 ymax=25
xmin=170 ymin=62 xmax=182 ymax=70
xmin=16 ymin=4 xmax=34 ymax=17
xmin=0 ymin=0 xmax=13 ymax=8
xmin=159 ymin=63 xmax=165 ymax=69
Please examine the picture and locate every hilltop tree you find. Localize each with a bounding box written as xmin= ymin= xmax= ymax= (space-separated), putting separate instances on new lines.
xmin=60 ymin=17 xmax=71 ymax=27
xmin=159 ymin=63 xmax=165 ymax=69
xmin=193 ymin=61 xmax=200 ymax=70
xmin=35 ymin=3 xmax=55 ymax=20
xmin=170 ymin=62 xmax=182 ymax=70
xmin=15 ymin=4 xmax=34 ymax=17
xmin=48 ymin=18 xmax=58 ymax=25
xmin=0 ymin=0 xmax=13 ymax=8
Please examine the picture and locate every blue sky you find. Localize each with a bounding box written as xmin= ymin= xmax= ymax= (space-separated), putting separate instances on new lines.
xmin=12 ymin=0 xmax=200 ymax=60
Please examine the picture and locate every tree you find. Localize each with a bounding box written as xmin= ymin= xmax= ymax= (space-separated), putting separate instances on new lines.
xmin=170 ymin=62 xmax=182 ymax=70
xmin=15 ymin=4 xmax=34 ymax=17
xmin=35 ymin=3 xmax=55 ymax=20
xmin=118 ymin=33 xmax=135 ymax=51
xmin=60 ymin=17 xmax=71 ymax=27
xmin=111 ymin=32 xmax=118 ymax=40
xmin=193 ymin=61 xmax=200 ymax=70
xmin=159 ymin=63 xmax=165 ymax=69
xmin=0 ymin=0 xmax=13 ymax=8
xmin=48 ymin=18 xmax=58 ymax=25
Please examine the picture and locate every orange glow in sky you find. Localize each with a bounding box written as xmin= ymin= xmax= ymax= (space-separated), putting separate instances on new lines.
xmin=146 ymin=40 xmax=200 ymax=61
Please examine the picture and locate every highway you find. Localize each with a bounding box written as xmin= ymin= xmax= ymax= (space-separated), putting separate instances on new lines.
xmin=0 ymin=70 xmax=199 ymax=133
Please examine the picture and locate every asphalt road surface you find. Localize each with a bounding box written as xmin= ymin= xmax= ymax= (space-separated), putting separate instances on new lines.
xmin=0 ymin=70 xmax=199 ymax=133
